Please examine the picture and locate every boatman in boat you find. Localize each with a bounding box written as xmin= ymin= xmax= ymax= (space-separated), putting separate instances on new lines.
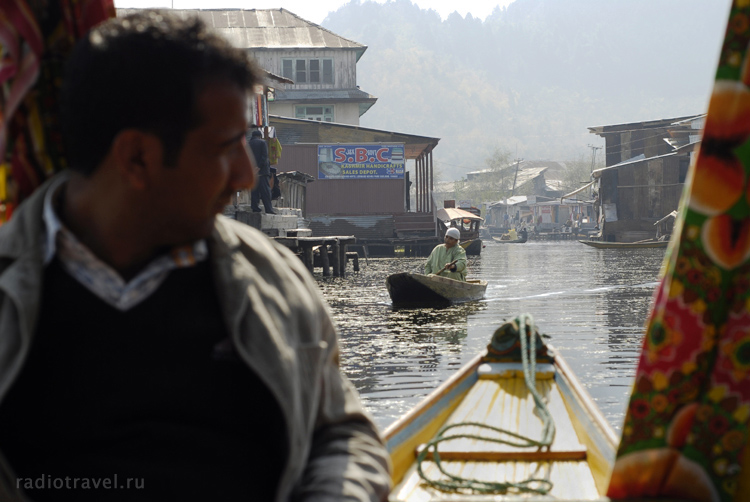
xmin=0 ymin=11 xmax=390 ymax=502
xmin=425 ymin=227 xmax=468 ymax=281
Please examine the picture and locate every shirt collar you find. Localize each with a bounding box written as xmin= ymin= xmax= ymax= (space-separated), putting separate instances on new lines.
xmin=41 ymin=177 xmax=208 ymax=269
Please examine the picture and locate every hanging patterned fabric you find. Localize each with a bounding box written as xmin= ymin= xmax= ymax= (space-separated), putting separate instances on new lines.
xmin=267 ymin=136 xmax=282 ymax=165
xmin=608 ymin=3 xmax=750 ymax=501
xmin=0 ymin=0 xmax=114 ymax=215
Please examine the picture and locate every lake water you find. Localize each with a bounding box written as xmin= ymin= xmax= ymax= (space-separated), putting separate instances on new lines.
xmin=315 ymin=239 xmax=666 ymax=433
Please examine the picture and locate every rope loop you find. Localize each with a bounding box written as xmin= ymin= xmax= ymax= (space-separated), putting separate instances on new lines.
xmin=416 ymin=314 xmax=556 ymax=495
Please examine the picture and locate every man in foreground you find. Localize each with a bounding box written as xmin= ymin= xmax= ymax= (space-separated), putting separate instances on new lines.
xmin=0 ymin=11 xmax=389 ymax=501
xmin=424 ymin=227 xmax=467 ymax=281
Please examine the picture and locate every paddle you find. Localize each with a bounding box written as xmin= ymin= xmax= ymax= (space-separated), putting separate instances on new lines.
xmin=437 ymin=259 xmax=458 ymax=275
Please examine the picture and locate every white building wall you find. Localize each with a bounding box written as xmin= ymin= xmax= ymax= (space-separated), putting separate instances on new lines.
xmin=268 ymin=102 xmax=361 ymax=126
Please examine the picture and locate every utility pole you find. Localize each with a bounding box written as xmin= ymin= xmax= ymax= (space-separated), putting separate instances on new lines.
xmin=510 ymin=158 xmax=523 ymax=196
xmin=588 ymin=144 xmax=602 ymax=173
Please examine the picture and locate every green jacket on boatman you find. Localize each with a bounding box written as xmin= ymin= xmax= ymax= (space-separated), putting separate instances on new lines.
xmin=425 ymin=227 xmax=467 ymax=281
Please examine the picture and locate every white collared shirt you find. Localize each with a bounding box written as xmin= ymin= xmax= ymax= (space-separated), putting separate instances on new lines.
xmin=42 ymin=178 xmax=208 ymax=311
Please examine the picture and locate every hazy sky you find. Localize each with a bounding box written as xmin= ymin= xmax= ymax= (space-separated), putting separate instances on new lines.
xmin=113 ymin=0 xmax=515 ymax=24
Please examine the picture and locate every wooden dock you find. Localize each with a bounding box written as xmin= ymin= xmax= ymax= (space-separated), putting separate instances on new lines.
xmin=275 ymin=235 xmax=357 ymax=277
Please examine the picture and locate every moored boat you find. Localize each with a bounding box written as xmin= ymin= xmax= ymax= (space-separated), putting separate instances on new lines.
xmin=386 ymin=272 xmax=487 ymax=306
xmin=437 ymin=208 xmax=484 ymax=256
xmin=459 ymin=239 xmax=483 ymax=254
xmin=579 ymin=239 xmax=669 ymax=249
xmin=384 ymin=315 xmax=617 ymax=500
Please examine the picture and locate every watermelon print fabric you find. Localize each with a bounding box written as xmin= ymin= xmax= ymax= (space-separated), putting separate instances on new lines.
xmin=609 ymin=3 xmax=750 ymax=501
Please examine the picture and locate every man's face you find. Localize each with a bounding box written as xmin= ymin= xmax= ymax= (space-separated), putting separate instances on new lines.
xmin=149 ymin=81 xmax=255 ymax=244
xmin=444 ymin=235 xmax=458 ymax=248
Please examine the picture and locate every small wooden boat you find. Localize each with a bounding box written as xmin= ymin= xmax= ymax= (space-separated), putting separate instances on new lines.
xmin=491 ymin=235 xmax=527 ymax=244
xmin=579 ymin=239 xmax=669 ymax=249
xmin=459 ymin=239 xmax=483 ymax=255
xmin=386 ymin=272 xmax=487 ymax=306
xmin=492 ymin=227 xmax=528 ymax=244
xmin=384 ymin=316 xmax=617 ymax=500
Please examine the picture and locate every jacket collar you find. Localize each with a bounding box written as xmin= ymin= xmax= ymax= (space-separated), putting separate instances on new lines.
xmin=0 ymin=173 xmax=66 ymax=261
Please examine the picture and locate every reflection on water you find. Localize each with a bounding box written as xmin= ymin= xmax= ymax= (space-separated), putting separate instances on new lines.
xmin=315 ymin=241 xmax=665 ymax=432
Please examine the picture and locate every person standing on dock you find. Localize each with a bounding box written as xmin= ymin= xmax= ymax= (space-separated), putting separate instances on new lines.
xmin=0 ymin=11 xmax=389 ymax=502
xmin=425 ymin=227 xmax=467 ymax=281
xmin=248 ymin=129 xmax=276 ymax=214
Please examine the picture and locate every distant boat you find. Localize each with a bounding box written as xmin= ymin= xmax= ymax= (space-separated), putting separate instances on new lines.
xmin=492 ymin=227 xmax=528 ymax=244
xmin=492 ymin=235 xmax=527 ymax=244
xmin=437 ymin=207 xmax=484 ymax=256
xmin=579 ymin=239 xmax=669 ymax=249
xmin=386 ymin=272 xmax=487 ymax=306
xmin=385 ymin=316 xmax=617 ymax=500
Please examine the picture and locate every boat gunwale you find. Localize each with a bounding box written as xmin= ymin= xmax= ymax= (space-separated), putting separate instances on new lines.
xmin=384 ymin=353 xmax=482 ymax=442
xmin=578 ymin=239 xmax=668 ymax=249
xmin=384 ymin=345 xmax=620 ymax=498
xmin=550 ymin=344 xmax=619 ymax=448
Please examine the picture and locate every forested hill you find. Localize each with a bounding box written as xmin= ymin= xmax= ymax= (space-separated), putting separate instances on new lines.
xmin=321 ymin=0 xmax=729 ymax=180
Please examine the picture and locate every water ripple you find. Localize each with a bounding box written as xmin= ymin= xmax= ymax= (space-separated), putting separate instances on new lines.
xmin=314 ymin=240 xmax=665 ymax=431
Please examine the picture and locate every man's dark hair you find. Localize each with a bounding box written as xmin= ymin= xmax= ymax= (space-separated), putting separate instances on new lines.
xmin=60 ymin=10 xmax=263 ymax=175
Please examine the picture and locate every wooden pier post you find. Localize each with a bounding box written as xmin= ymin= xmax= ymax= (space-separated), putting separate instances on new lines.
xmin=302 ymin=243 xmax=314 ymax=273
xmin=346 ymin=252 xmax=359 ymax=272
xmin=331 ymin=241 xmax=341 ymax=277
xmin=320 ymin=244 xmax=330 ymax=276
xmin=338 ymin=241 xmax=347 ymax=278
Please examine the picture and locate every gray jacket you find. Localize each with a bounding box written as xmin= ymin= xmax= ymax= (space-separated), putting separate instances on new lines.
xmin=0 ymin=177 xmax=391 ymax=501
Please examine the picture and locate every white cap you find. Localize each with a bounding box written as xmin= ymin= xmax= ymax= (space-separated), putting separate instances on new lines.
xmin=445 ymin=228 xmax=460 ymax=240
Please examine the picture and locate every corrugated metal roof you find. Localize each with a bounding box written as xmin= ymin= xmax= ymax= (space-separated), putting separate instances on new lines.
xmin=592 ymin=152 xmax=677 ymax=178
xmin=511 ymin=166 xmax=547 ymax=188
xmin=264 ymin=70 xmax=294 ymax=84
xmin=275 ymin=88 xmax=377 ymax=102
xmin=588 ymin=114 xmax=702 ymax=136
xmin=270 ymin=115 xmax=439 ymax=160
xmin=116 ymin=8 xmax=366 ymax=55
xmin=488 ymin=196 xmax=528 ymax=208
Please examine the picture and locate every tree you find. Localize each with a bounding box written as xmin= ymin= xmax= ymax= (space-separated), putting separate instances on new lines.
xmin=561 ymin=151 xmax=604 ymax=197
xmin=450 ymin=146 xmax=514 ymax=210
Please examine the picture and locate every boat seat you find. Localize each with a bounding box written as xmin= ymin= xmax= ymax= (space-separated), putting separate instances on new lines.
xmin=416 ymin=446 xmax=587 ymax=461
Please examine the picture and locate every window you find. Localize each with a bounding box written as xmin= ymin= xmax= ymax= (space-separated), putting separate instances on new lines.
xmin=295 ymin=59 xmax=306 ymax=83
xmin=295 ymin=106 xmax=333 ymax=122
xmin=282 ymin=58 xmax=334 ymax=84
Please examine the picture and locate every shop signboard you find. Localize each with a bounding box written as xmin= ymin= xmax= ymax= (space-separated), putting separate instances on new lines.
xmin=317 ymin=144 xmax=405 ymax=180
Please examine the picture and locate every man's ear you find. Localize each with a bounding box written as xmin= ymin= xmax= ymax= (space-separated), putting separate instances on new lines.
xmin=110 ymin=129 xmax=164 ymax=190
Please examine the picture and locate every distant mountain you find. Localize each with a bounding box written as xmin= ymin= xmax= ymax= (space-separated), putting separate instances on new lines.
xmin=321 ymin=0 xmax=728 ymax=180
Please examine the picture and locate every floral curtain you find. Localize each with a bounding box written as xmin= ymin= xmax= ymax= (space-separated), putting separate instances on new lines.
xmin=0 ymin=0 xmax=114 ymax=223
xmin=609 ymin=2 xmax=750 ymax=501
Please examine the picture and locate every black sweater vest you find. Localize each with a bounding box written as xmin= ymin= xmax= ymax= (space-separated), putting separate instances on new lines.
xmin=0 ymin=258 xmax=287 ymax=501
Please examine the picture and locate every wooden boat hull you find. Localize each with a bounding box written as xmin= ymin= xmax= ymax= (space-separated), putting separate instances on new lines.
xmin=579 ymin=239 xmax=668 ymax=249
xmin=384 ymin=345 xmax=618 ymax=500
xmin=491 ymin=236 xmax=527 ymax=244
xmin=386 ymin=273 xmax=487 ymax=306
xmin=461 ymin=239 xmax=483 ymax=255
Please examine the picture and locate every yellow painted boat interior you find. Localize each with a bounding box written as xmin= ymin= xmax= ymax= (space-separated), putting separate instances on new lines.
xmin=390 ymin=370 xmax=611 ymax=501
